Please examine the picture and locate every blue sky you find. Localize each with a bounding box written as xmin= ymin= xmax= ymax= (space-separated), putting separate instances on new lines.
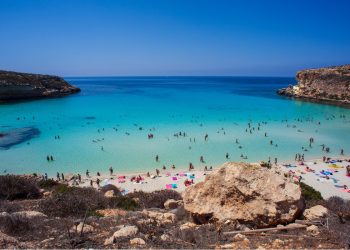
xmin=0 ymin=0 xmax=349 ymax=76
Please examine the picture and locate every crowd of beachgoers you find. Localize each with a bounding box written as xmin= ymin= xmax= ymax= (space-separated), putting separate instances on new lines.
xmin=3 ymin=113 xmax=349 ymax=199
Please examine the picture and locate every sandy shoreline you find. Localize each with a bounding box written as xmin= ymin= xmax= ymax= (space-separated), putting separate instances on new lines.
xmin=46 ymin=155 xmax=350 ymax=200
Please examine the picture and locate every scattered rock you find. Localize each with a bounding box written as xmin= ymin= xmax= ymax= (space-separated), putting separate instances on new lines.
xmin=104 ymin=190 xmax=116 ymax=198
xmin=95 ymin=209 xmax=128 ymax=217
xmin=130 ymin=237 xmax=146 ymax=245
xmin=164 ymin=199 xmax=182 ymax=210
xmin=143 ymin=210 xmax=176 ymax=225
xmin=307 ymin=225 xmax=320 ymax=236
xmin=183 ymin=162 xmax=304 ymax=227
xmin=272 ymin=239 xmax=284 ymax=248
xmin=12 ymin=211 xmax=47 ymax=219
xmin=233 ymin=233 xmax=247 ymax=242
xmin=70 ymin=222 xmax=94 ymax=234
xmin=160 ymin=234 xmax=171 ymax=241
xmin=114 ymin=225 xmax=138 ymax=238
xmin=303 ymin=205 xmax=328 ymax=220
xmin=179 ymin=222 xmax=199 ymax=243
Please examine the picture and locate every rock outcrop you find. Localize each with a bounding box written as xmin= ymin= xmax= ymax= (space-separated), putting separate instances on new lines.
xmin=182 ymin=162 xmax=305 ymax=227
xmin=278 ymin=64 xmax=350 ymax=106
xmin=0 ymin=70 xmax=80 ymax=102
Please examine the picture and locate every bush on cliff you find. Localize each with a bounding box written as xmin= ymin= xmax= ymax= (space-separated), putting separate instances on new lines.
xmin=0 ymin=175 xmax=41 ymax=200
xmin=39 ymin=185 xmax=138 ymax=217
xmin=300 ymin=182 xmax=323 ymax=206
xmin=127 ymin=190 xmax=182 ymax=209
xmin=39 ymin=186 xmax=108 ymax=217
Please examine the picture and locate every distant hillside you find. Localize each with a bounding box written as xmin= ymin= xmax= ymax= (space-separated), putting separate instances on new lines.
xmin=0 ymin=70 xmax=80 ymax=102
xmin=278 ymin=65 xmax=350 ymax=106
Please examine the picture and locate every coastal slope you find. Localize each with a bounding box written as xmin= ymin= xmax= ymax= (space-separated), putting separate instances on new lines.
xmin=0 ymin=70 xmax=80 ymax=102
xmin=278 ymin=64 xmax=350 ymax=106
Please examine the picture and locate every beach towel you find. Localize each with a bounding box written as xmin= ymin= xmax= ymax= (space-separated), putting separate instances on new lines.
xmin=189 ymin=175 xmax=195 ymax=179
xmin=172 ymin=176 xmax=178 ymax=181
xmin=166 ymin=184 xmax=172 ymax=189
xmin=329 ymin=164 xmax=343 ymax=169
xmin=172 ymin=183 xmax=178 ymax=189
xmin=118 ymin=176 xmax=126 ymax=179
xmin=340 ymin=189 xmax=350 ymax=193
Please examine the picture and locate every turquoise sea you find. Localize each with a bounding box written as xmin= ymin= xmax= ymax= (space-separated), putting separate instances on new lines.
xmin=1 ymin=77 xmax=350 ymax=176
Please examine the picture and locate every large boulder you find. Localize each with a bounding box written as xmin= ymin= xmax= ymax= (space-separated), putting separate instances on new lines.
xmin=182 ymin=162 xmax=304 ymax=227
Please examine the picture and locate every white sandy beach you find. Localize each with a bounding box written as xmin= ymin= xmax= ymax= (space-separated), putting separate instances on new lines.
xmin=62 ymin=156 xmax=350 ymax=200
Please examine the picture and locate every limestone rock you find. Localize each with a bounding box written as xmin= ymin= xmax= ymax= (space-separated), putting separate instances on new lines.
xmin=160 ymin=234 xmax=171 ymax=241
xmin=95 ymin=209 xmax=128 ymax=217
xmin=303 ymin=205 xmax=328 ymax=220
xmin=113 ymin=225 xmax=138 ymax=238
xmin=179 ymin=222 xmax=199 ymax=243
xmin=272 ymin=239 xmax=284 ymax=248
xmin=233 ymin=233 xmax=247 ymax=242
xmin=104 ymin=225 xmax=139 ymax=245
xmin=182 ymin=162 xmax=304 ymax=227
xmin=70 ymin=222 xmax=94 ymax=234
xmin=307 ymin=225 xmax=320 ymax=236
xmin=277 ymin=64 xmax=350 ymax=106
xmin=104 ymin=190 xmax=115 ymax=198
xmin=164 ymin=199 xmax=182 ymax=210
xmin=12 ymin=211 xmax=47 ymax=219
xmin=130 ymin=237 xmax=146 ymax=245
xmin=143 ymin=210 xmax=176 ymax=225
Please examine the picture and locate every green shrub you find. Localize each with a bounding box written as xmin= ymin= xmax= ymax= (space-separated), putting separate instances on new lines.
xmin=0 ymin=175 xmax=41 ymax=200
xmin=109 ymin=196 xmax=139 ymax=211
xmin=300 ymin=182 xmax=323 ymax=204
xmin=39 ymin=186 xmax=108 ymax=217
xmin=127 ymin=190 xmax=182 ymax=209
xmin=37 ymin=179 xmax=59 ymax=189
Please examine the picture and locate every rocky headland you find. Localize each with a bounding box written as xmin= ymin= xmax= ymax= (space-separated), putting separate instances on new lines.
xmin=278 ymin=64 xmax=350 ymax=106
xmin=0 ymin=70 xmax=80 ymax=102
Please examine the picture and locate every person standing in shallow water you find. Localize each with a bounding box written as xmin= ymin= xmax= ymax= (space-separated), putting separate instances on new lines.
xmin=109 ymin=166 xmax=113 ymax=175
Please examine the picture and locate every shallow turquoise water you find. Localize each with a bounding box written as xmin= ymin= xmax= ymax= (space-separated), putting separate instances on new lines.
xmin=1 ymin=77 xmax=349 ymax=176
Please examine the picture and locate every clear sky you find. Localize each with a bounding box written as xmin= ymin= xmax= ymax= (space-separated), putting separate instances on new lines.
xmin=0 ymin=0 xmax=349 ymax=77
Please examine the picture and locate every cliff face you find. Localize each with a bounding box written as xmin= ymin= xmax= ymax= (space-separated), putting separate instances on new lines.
xmin=0 ymin=70 xmax=80 ymax=102
xmin=278 ymin=65 xmax=350 ymax=106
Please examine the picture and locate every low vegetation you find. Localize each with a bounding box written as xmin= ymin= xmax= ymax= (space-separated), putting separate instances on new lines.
xmin=299 ymin=182 xmax=323 ymax=206
xmin=0 ymin=175 xmax=41 ymax=200
xmin=127 ymin=190 xmax=182 ymax=209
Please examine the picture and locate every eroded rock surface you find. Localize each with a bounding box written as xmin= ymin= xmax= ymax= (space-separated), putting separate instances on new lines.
xmin=278 ymin=64 xmax=350 ymax=106
xmin=0 ymin=70 xmax=80 ymax=102
xmin=182 ymin=162 xmax=304 ymax=227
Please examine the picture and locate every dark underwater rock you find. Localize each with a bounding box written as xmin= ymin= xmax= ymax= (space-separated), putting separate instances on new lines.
xmin=0 ymin=127 xmax=40 ymax=149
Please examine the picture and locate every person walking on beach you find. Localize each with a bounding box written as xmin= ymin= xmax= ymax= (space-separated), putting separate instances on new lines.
xmin=156 ymin=169 xmax=160 ymax=176
xmin=44 ymin=173 xmax=48 ymax=181
xmin=86 ymin=170 xmax=90 ymax=177
xmin=61 ymin=173 xmax=65 ymax=181
xmin=109 ymin=166 xmax=113 ymax=175
xmin=56 ymin=172 xmax=60 ymax=181
xmin=96 ymin=178 xmax=100 ymax=187
xmin=90 ymin=180 xmax=93 ymax=186
xmin=78 ymin=174 xmax=81 ymax=183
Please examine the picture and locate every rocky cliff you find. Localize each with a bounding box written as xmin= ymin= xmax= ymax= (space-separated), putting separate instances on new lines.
xmin=278 ymin=65 xmax=350 ymax=106
xmin=0 ymin=70 xmax=80 ymax=102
